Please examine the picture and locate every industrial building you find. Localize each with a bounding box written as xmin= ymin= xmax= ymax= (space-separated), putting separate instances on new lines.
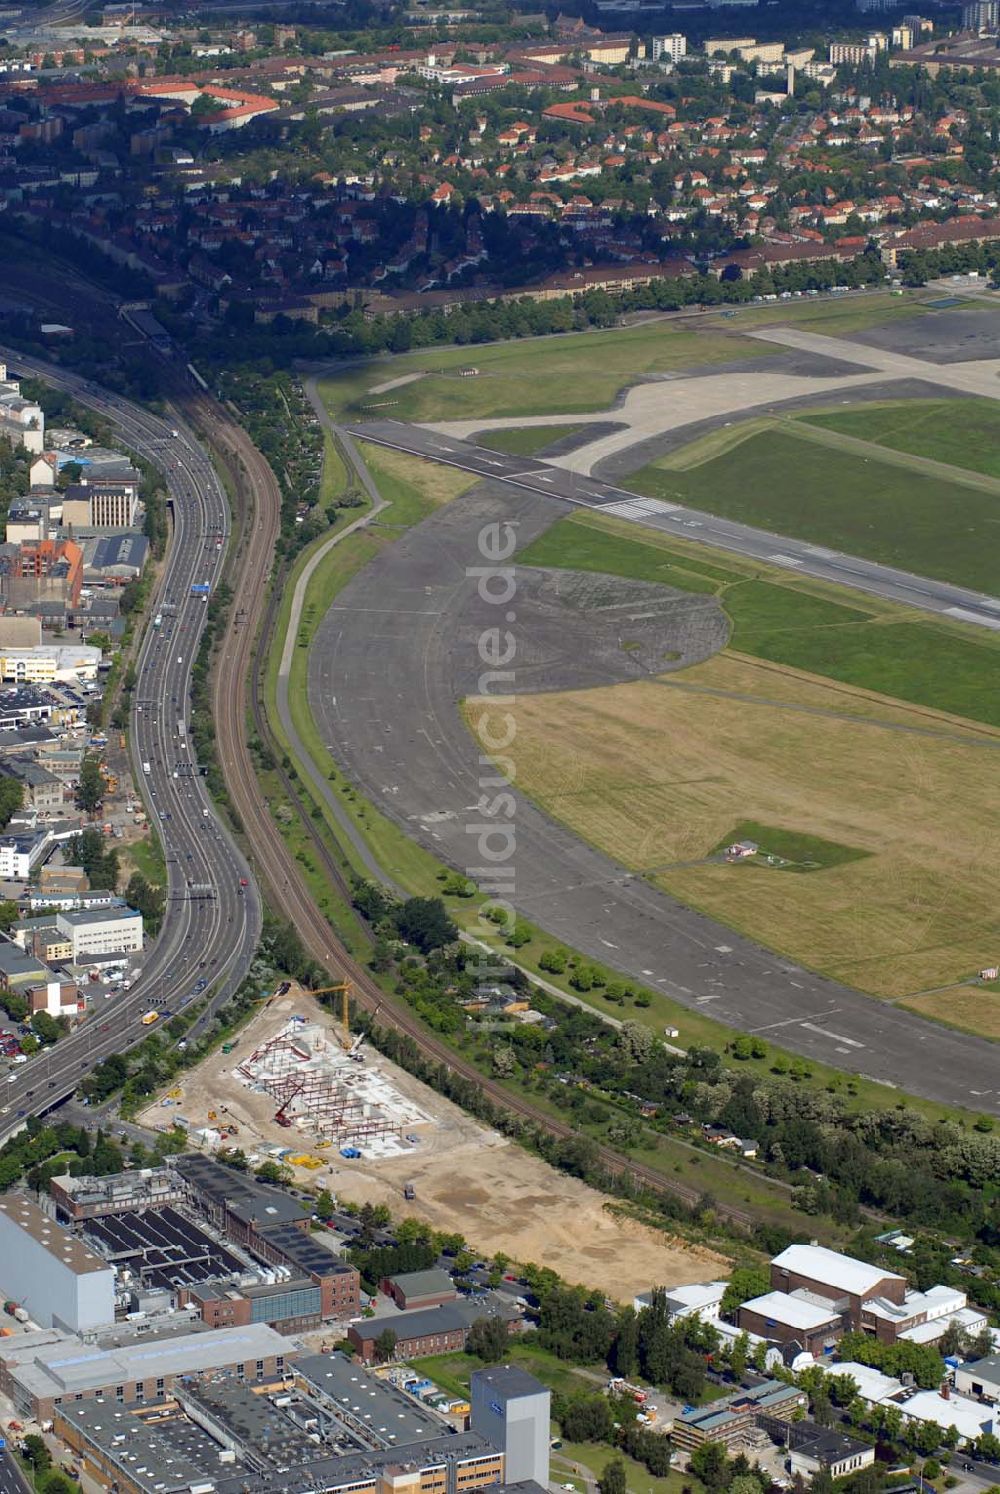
xmin=50 ymin=1161 xmax=360 ymax=1330
xmin=381 ymin=1268 xmax=458 ymax=1311
xmin=172 ymin=1156 xmax=360 ymax=1321
xmin=53 ymin=1356 xmax=547 ymax=1494
xmin=347 ymin=1300 xmax=515 ymax=1364
xmin=0 ymin=1193 xmax=115 ymax=1333
xmin=956 ymin=1353 xmax=1000 ymax=1403
xmin=741 ymin=1243 xmax=975 ymax=1354
xmin=0 ymin=1322 xmax=291 ymax=1419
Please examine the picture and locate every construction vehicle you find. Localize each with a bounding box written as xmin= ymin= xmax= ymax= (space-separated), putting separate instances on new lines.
xmin=207 ymin=1110 xmax=218 ymax=1122
xmin=403 ymin=1181 xmax=416 ymax=1201
xmin=348 ymin=1032 xmax=366 ymax=1063
xmin=608 ymin=1378 xmax=647 ymax=1405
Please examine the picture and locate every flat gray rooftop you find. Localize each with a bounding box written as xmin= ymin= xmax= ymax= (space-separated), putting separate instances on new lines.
xmin=296 ymin=1352 xmax=446 ymax=1447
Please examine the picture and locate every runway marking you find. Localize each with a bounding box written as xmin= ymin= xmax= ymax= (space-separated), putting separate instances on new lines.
xmin=944 ymin=606 xmax=1000 ymax=630
xmin=597 ymin=497 xmax=681 ymax=519
xmin=768 ymin=553 xmax=803 ymax=567
xmin=800 ymin=1021 xmax=863 ymax=1048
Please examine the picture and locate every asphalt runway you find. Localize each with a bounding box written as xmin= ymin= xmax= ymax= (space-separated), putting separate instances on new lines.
xmin=308 ymin=481 xmax=1000 ymax=1114
xmin=343 ymin=419 xmax=1000 ymax=626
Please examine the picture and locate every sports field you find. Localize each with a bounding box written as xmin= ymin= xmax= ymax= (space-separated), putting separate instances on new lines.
xmin=625 ymin=420 xmax=1000 ymax=595
xmin=800 ymin=396 xmax=1000 ymax=480
xmin=517 ymin=512 xmax=1000 ymax=727
xmin=465 ymin=651 xmax=1000 ymax=999
xmin=317 ymin=322 xmax=772 ymax=425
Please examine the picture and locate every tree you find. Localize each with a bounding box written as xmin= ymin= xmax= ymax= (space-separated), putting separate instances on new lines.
xmin=22 ymin=1435 xmax=51 ymax=1473
xmin=598 ymin=1458 xmax=628 ymax=1494
xmin=690 ymin=1441 xmax=730 ymax=1491
xmin=77 ymin=753 xmax=105 ymax=813
xmin=393 ymin=896 xmax=457 ymax=954
xmin=0 ymin=775 xmax=22 ymax=830
xmin=559 ymin=1393 xmax=613 ymax=1443
xmin=721 ymin=1266 xmax=770 ymax=1316
xmin=315 ymin=1189 xmax=335 ymax=1220
xmin=0 ymin=901 xmax=17 ymax=933
xmin=466 ymin=1315 xmax=509 ymax=1362
xmin=31 ymin=1011 xmax=62 ymax=1046
xmin=373 ymin=1327 xmax=397 ymax=1364
xmin=617 ymin=1020 xmax=654 ymax=1063
xmin=255 ymin=1160 xmax=289 ymax=1185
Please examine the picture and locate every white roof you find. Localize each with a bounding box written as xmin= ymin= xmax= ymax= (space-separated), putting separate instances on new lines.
xmin=901 ymin=1307 xmax=985 ymax=1345
xmin=772 ymin=1243 xmax=903 ymax=1297
xmin=666 ymin=1280 xmax=727 ymax=1312
xmin=899 ymin=1389 xmax=994 ymax=1444
xmin=829 ymin=1362 xmax=902 ymax=1404
xmin=743 ymin=1291 xmax=840 ymax=1331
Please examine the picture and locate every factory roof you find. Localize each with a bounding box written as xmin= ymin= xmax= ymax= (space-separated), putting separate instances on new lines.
xmin=787 ymin=1421 xmax=873 ymax=1466
xmin=214 ymin=1430 xmax=499 ymax=1494
xmin=6 ymin=1323 xmax=290 ymax=1399
xmin=387 ymin=1268 xmax=456 ymax=1297
xmin=297 ymin=1352 xmax=447 ymax=1447
xmin=743 ymin=1291 xmax=842 ymax=1331
xmin=898 ymin=1388 xmax=994 ymax=1443
xmin=55 ymin=1401 xmax=215 ymax=1494
xmin=828 ymin=1362 xmax=903 ymax=1404
xmin=181 ymin=1376 xmax=318 ymax=1467
xmin=57 ymin=905 xmax=141 ymax=927
xmin=0 ymin=1193 xmax=111 ymax=1276
xmin=471 ymin=1363 xmax=548 ymax=1403
xmin=772 ymin=1244 xmax=904 ymax=1298
xmin=258 ymin=1222 xmax=354 ymax=1279
xmin=174 ymin=1153 xmax=307 ymax=1226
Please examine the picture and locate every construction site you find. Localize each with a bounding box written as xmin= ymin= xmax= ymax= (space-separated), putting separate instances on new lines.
xmin=136 ymin=985 xmax=728 ymax=1299
xmin=233 ymin=1014 xmax=432 ymax=1158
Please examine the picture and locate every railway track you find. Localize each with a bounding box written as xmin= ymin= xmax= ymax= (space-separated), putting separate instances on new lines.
xmin=185 ymin=388 xmax=755 ymax=1233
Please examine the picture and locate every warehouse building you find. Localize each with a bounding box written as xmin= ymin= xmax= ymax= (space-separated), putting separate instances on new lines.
xmin=0 ymin=1193 xmax=114 ymax=1332
xmin=347 ymin=1298 xmax=516 ymax=1364
xmin=956 ymin=1353 xmax=1000 ymax=1402
xmin=0 ymin=1322 xmax=291 ymax=1420
xmin=381 ymin=1267 xmax=458 ymax=1311
xmin=770 ymin=1244 xmax=906 ymax=1326
xmin=738 ymin=1290 xmax=844 ymax=1355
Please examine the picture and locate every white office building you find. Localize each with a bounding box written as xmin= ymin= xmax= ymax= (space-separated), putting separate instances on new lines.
xmin=56 ymin=906 xmax=143 ymax=962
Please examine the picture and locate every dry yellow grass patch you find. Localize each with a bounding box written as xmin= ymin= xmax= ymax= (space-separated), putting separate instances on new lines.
xmin=903 ymin=986 xmax=1000 ymax=1039
xmin=466 ymin=655 xmax=1000 ymax=1000
xmin=362 ymin=443 xmax=479 ymax=506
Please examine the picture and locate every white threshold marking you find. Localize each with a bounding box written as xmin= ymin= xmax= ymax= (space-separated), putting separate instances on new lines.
xmin=944 ymin=606 xmax=1000 ymax=631
xmin=800 ymin=1020 xmax=863 ymax=1048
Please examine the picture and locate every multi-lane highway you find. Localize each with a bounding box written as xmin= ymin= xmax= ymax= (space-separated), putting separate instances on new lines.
xmin=0 ymin=347 xmax=261 ymax=1137
xmin=344 ymin=420 xmax=1000 ymax=629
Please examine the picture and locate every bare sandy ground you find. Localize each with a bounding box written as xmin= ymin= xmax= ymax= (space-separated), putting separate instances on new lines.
xmin=138 ymin=991 xmax=725 ymax=1300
